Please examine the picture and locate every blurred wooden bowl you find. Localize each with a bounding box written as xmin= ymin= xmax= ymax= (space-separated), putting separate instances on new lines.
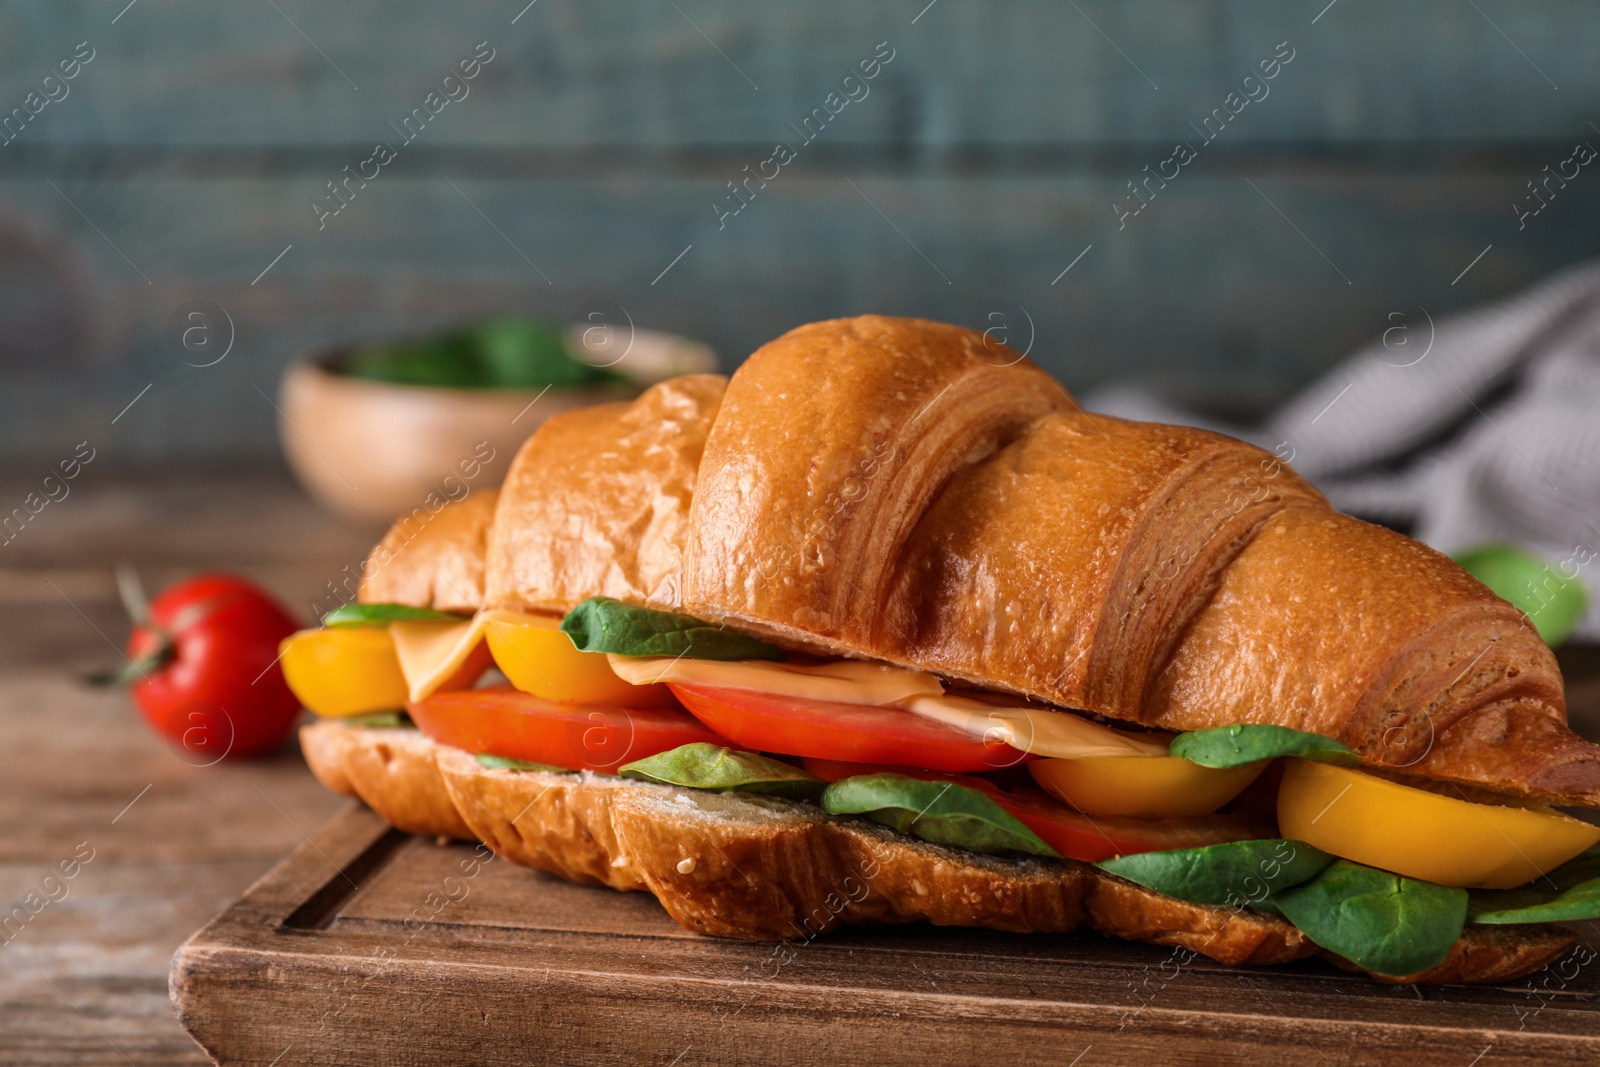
xmin=278 ymin=326 xmax=717 ymax=521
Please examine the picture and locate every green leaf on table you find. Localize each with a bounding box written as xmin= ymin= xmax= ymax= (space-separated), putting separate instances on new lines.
xmin=1099 ymin=839 xmax=1335 ymax=908
xmin=821 ymin=774 xmax=1058 ymax=858
xmin=560 ymin=597 xmax=784 ymax=661
xmin=475 ymin=753 xmax=572 ymax=774
xmin=1470 ymin=850 xmax=1600 ymax=924
xmin=342 ymin=711 xmax=413 ymax=729
xmin=1169 ymin=724 xmax=1359 ymax=769
xmin=1272 ymin=860 xmax=1467 ymax=977
xmin=619 ymin=743 xmax=824 ymax=800
xmin=1454 ymin=543 xmax=1588 ymax=647
xmin=322 ymin=602 xmax=460 ymax=627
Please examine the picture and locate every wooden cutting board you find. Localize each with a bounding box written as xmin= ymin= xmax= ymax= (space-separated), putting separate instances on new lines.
xmin=171 ymin=802 xmax=1600 ymax=1066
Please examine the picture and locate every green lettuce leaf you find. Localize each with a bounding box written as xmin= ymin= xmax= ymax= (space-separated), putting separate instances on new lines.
xmin=560 ymin=597 xmax=784 ymax=661
xmin=1272 ymin=860 xmax=1467 ymax=976
xmin=1169 ymin=724 xmax=1359 ymax=768
xmin=322 ymin=602 xmax=459 ymax=627
xmin=1470 ymin=850 xmax=1600 ymax=924
xmin=618 ymin=743 xmax=824 ymax=799
xmin=475 ymin=753 xmax=572 ymax=774
xmin=1099 ymin=839 xmax=1334 ymax=908
xmin=821 ymin=774 xmax=1058 ymax=858
xmin=1454 ymin=543 xmax=1588 ymax=646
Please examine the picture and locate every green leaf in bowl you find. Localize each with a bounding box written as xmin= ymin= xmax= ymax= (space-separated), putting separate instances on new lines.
xmin=343 ymin=336 xmax=489 ymax=388
xmin=619 ymin=743 xmax=824 ymax=800
xmin=1454 ymin=543 xmax=1588 ymax=646
xmin=560 ymin=597 xmax=784 ymax=660
xmin=474 ymin=316 xmax=609 ymax=388
xmin=1168 ymin=724 xmax=1358 ymax=769
xmin=821 ymin=774 xmax=1058 ymax=858
xmin=340 ymin=316 xmax=630 ymax=392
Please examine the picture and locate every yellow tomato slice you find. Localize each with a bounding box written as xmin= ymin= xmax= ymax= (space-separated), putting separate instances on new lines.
xmin=1278 ymin=759 xmax=1600 ymax=889
xmin=279 ymin=627 xmax=410 ymax=718
xmin=483 ymin=610 xmax=674 ymax=707
xmin=1030 ymin=755 xmax=1265 ymax=818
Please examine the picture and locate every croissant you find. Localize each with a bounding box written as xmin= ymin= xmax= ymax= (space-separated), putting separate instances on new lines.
xmin=375 ymin=315 xmax=1594 ymax=807
xmin=287 ymin=315 xmax=1600 ymax=985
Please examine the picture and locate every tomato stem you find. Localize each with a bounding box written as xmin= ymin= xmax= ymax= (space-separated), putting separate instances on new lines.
xmin=85 ymin=642 xmax=174 ymax=688
xmin=115 ymin=563 xmax=151 ymax=626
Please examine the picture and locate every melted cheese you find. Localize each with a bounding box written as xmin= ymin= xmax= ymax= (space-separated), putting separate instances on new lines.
xmin=906 ymin=695 xmax=1168 ymax=759
xmin=390 ymin=614 xmax=489 ymax=703
xmin=605 ymin=654 xmax=944 ymax=706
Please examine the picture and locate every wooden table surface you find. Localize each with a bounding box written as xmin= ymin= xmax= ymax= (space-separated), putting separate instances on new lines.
xmin=5 ymin=469 xmax=1600 ymax=1065
xmin=0 ymin=469 xmax=383 ymax=1065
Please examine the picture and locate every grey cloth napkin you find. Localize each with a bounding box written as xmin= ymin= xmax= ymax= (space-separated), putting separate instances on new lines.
xmin=1085 ymin=260 xmax=1600 ymax=639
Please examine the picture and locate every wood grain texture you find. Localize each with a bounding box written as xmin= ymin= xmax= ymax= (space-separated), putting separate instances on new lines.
xmin=172 ymin=804 xmax=1600 ymax=1067
xmin=6 ymin=474 xmax=1600 ymax=1062
xmin=0 ymin=1 xmax=1596 ymax=146
xmin=2 ymin=2 xmax=1599 ymax=462
xmin=0 ymin=470 xmax=367 ymax=1064
xmin=3 ymin=168 xmax=1596 ymax=465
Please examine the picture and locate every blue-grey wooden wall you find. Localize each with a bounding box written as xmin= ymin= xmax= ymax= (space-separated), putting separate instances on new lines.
xmin=1 ymin=1 xmax=1598 ymax=463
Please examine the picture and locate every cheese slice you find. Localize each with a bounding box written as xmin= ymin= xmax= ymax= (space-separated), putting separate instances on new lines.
xmin=905 ymin=695 xmax=1168 ymax=759
xmin=603 ymin=650 xmax=1163 ymax=759
xmin=606 ymin=654 xmax=945 ymax=707
xmin=390 ymin=614 xmax=490 ymax=703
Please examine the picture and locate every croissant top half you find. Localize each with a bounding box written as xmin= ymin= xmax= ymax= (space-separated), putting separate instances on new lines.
xmin=362 ymin=315 xmax=1600 ymax=808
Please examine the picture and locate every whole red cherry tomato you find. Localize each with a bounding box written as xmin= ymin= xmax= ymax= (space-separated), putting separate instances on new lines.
xmin=120 ymin=573 xmax=303 ymax=761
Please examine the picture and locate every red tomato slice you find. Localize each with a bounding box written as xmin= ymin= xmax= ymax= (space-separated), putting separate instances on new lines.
xmin=409 ymin=684 xmax=732 ymax=773
xmin=438 ymin=639 xmax=496 ymax=694
xmin=668 ymin=684 xmax=1030 ymax=772
xmin=802 ymin=756 xmax=1264 ymax=863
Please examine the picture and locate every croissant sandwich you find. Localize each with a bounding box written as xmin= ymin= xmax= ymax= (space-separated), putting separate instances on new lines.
xmin=284 ymin=315 xmax=1600 ymax=984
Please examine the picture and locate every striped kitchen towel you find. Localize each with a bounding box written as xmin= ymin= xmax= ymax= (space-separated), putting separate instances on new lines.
xmin=1086 ymin=259 xmax=1600 ymax=638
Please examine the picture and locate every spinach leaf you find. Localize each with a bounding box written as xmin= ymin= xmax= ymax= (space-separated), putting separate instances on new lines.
xmin=472 ymin=317 xmax=606 ymax=389
xmin=342 ymin=317 xmax=630 ymax=391
xmin=560 ymin=597 xmax=784 ymax=661
xmin=475 ymin=753 xmax=572 ymax=774
xmin=1470 ymin=850 xmax=1600 ymax=924
xmin=1455 ymin=544 xmax=1587 ymax=647
xmin=1099 ymin=839 xmax=1334 ymax=908
xmin=821 ymin=774 xmax=1058 ymax=858
xmin=344 ymin=337 xmax=482 ymax=389
xmin=323 ymin=602 xmax=459 ymax=627
xmin=1169 ymin=724 xmax=1359 ymax=768
xmin=342 ymin=711 xmax=413 ymax=729
xmin=619 ymin=743 xmax=824 ymax=800
xmin=1272 ymin=860 xmax=1467 ymax=976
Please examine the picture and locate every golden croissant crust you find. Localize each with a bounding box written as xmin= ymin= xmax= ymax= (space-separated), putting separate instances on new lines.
xmin=487 ymin=373 xmax=725 ymax=614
